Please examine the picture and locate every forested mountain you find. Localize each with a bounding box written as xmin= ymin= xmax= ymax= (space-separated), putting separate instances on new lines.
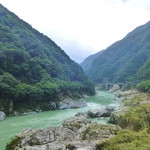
xmin=0 ymin=4 xmax=95 ymax=114
xmin=80 ymin=50 xmax=104 ymax=72
xmin=81 ymin=21 xmax=150 ymax=83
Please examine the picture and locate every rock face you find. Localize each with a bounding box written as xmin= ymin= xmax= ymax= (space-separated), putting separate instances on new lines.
xmin=6 ymin=117 xmax=119 ymax=150
xmin=108 ymin=107 xmax=127 ymax=124
xmin=9 ymin=98 xmax=87 ymax=116
xmin=75 ymin=106 xmax=117 ymax=118
xmin=0 ymin=111 xmax=6 ymax=121
xmin=104 ymin=83 xmax=123 ymax=91
xmin=110 ymin=84 xmax=120 ymax=91
xmin=58 ymin=98 xmax=87 ymax=110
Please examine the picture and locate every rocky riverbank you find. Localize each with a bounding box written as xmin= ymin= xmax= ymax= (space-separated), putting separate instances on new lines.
xmin=6 ymin=116 xmax=120 ymax=150
xmin=108 ymin=89 xmax=150 ymax=125
xmin=0 ymin=111 xmax=6 ymax=122
xmin=21 ymin=98 xmax=87 ymax=116
xmin=5 ymin=88 xmax=150 ymax=150
xmin=75 ymin=105 xmax=118 ymax=118
xmin=58 ymin=98 xmax=87 ymax=110
xmin=95 ymin=89 xmax=150 ymax=150
xmin=0 ymin=97 xmax=88 ymax=120
xmin=4 ymin=89 xmax=126 ymax=150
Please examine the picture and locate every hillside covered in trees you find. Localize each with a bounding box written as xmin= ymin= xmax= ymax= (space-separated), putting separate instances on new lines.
xmin=80 ymin=50 xmax=104 ymax=73
xmin=81 ymin=21 xmax=150 ymax=83
xmin=0 ymin=4 xmax=95 ymax=115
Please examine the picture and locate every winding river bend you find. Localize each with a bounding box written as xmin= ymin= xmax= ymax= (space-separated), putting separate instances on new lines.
xmin=0 ymin=91 xmax=121 ymax=150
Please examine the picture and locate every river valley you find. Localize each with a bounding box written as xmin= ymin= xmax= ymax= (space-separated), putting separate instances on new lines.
xmin=0 ymin=91 xmax=122 ymax=150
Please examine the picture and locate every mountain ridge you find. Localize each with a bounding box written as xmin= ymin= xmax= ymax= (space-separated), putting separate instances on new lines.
xmin=0 ymin=4 xmax=95 ymax=115
xmin=81 ymin=21 xmax=150 ymax=83
xmin=80 ymin=50 xmax=104 ymax=72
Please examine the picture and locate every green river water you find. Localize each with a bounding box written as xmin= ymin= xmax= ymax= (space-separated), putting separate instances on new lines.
xmin=0 ymin=91 xmax=121 ymax=150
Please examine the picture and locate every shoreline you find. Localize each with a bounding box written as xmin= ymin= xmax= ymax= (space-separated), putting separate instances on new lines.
xmin=0 ymin=90 xmax=118 ymax=150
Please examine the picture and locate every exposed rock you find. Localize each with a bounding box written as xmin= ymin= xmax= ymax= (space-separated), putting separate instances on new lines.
xmin=75 ymin=106 xmax=117 ymax=118
xmin=106 ymin=105 xmax=116 ymax=112
xmin=141 ymin=100 xmax=150 ymax=104
xmin=0 ymin=111 xmax=6 ymax=121
xmin=22 ymin=111 xmax=37 ymax=116
xmin=58 ymin=98 xmax=87 ymax=110
xmin=12 ymin=110 xmax=41 ymax=116
xmin=110 ymin=84 xmax=120 ymax=91
xmin=7 ymin=98 xmax=87 ymax=117
xmin=105 ymin=83 xmax=123 ymax=91
xmin=9 ymin=100 xmax=13 ymax=112
xmin=49 ymin=102 xmax=57 ymax=110
xmin=77 ymin=147 xmax=93 ymax=150
xmin=13 ymin=111 xmax=20 ymax=116
xmin=7 ymin=117 xmax=119 ymax=150
xmin=102 ymin=106 xmax=117 ymax=117
xmin=36 ymin=108 xmax=42 ymax=113
xmin=108 ymin=107 xmax=127 ymax=124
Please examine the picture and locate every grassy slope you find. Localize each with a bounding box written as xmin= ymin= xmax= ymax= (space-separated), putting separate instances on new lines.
xmin=96 ymin=89 xmax=150 ymax=150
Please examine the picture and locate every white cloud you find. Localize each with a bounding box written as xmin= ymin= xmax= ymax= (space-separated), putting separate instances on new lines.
xmin=0 ymin=0 xmax=150 ymax=62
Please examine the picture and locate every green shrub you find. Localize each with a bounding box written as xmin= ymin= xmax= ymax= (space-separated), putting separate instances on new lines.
xmin=117 ymin=104 xmax=150 ymax=131
xmin=5 ymin=136 xmax=22 ymax=150
xmin=66 ymin=144 xmax=76 ymax=150
xmin=95 ymin=129 xmax=150 ymax=150
xmin=95 ymin=102 xmax=150 ymax=150
xmin=123 ymin=83 xmax=136 ymax=90
xmin=137 ymin=80 xmax=150 ymax=92
xmin=124 ymin=98 xmax=140 ymax=107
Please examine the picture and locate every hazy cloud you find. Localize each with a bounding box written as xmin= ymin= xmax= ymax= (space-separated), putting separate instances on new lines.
xmin=0 ymin=0 xmax=150 ymax=63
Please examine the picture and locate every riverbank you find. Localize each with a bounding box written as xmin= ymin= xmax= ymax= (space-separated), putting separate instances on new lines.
xmin=0 ymin=95 xmax=89 ymax=118
xmin=6 ymin=116 xmax=120 ymax=150
xmin=7 ymin=90 xmax=150 ymax=150
xmin=96 ymin=89 xmax=150 ymax=150
xmin=0 ymin=90 xmax=121 ymax=150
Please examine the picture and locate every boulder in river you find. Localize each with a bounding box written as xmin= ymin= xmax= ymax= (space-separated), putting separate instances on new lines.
xmin=58 ymin=98 xmax=87 ymax=109
xmin=110 ymin=84 xmax=120 ymax=91
xmin=108 ymin=107 xmax=127 ymax=124
xmin=22 ymin=111 xmax=37 ymax=116
xmin=75 ymin=105 xmax=117 ymax=118
xmin=0 ymin=111 xmax=6 ymax=121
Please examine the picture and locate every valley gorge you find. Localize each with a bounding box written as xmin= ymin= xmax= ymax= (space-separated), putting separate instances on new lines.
xmin=0 ymin=3 xmax=150 ymax=150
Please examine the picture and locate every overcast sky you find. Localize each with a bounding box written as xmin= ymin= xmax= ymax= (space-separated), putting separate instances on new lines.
xmin=0 ymin=0 xmax=150 ymax=63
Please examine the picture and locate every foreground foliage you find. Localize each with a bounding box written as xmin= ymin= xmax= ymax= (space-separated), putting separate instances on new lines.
xmin=5 ymin=136 xmax=22 ymax=150
xmin=137 ymin=80 xmax=150 ymax=92
xmin=96 ymin=96 xmax=150 ymax=150
xmin=117 ymin=103 xmax=150 ymax=131
xmin=95 ymin=129 xmax=150 ymax=150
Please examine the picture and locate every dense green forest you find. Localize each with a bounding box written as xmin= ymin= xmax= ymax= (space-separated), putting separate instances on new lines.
xmin=0 ymin=4 xmax=95 ymax=115
xmin=81 ymin=21 xmax=150 ymax=83
xmin=80 ymin=50 xmax=104 ymax=73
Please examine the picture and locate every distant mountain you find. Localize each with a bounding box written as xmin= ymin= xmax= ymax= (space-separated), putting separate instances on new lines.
xmin=0 ymin=4 xmax=95 ymax=114
xmin=81 ymin=21 xmax=150 ymax=83
xmin=80 ymin=50 xmax=104 ymax=72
